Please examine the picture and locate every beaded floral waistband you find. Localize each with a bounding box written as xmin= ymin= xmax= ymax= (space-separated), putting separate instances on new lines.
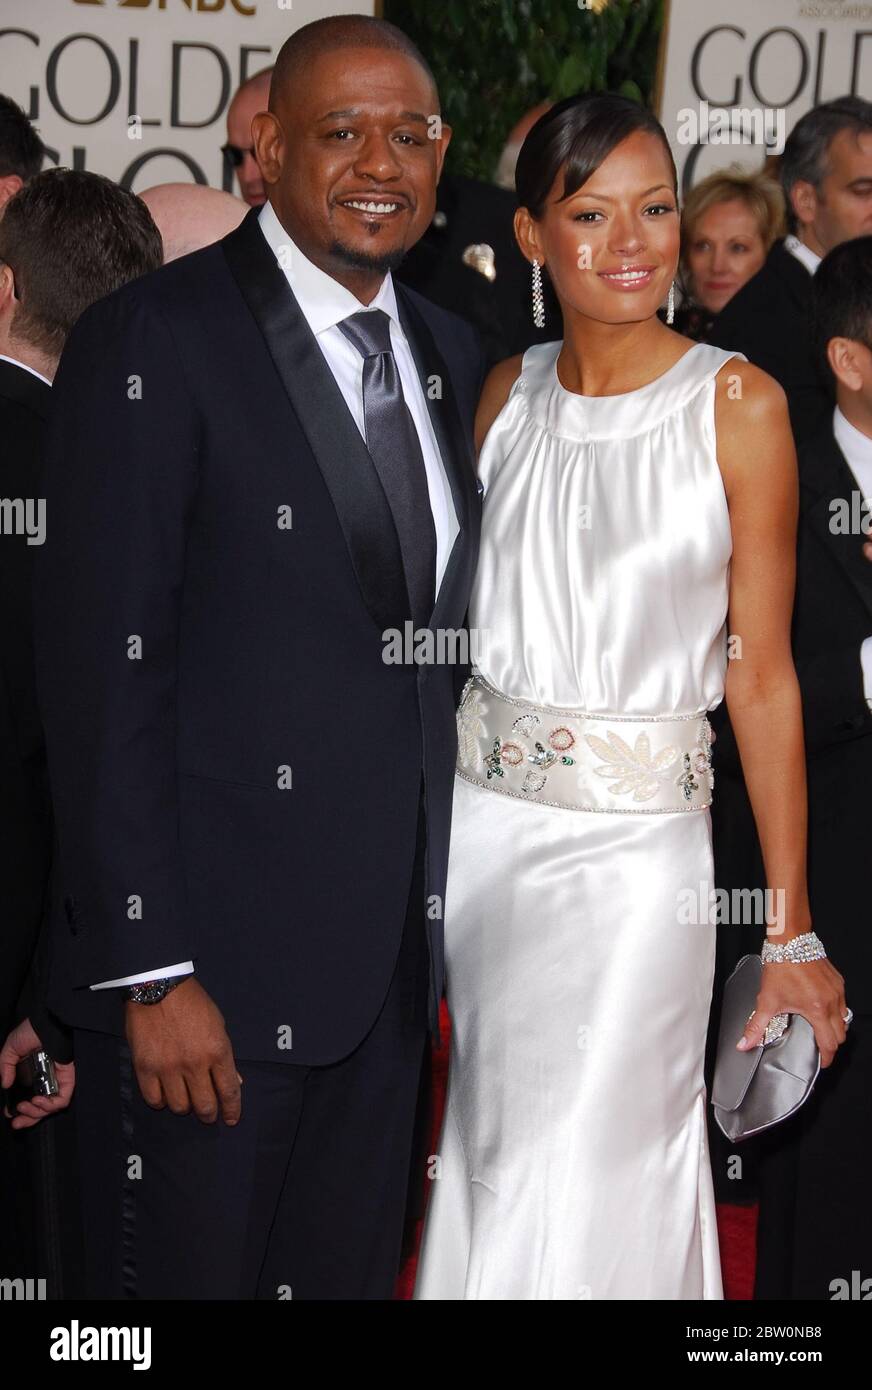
xmin=456 ymin=673 xmax=714 ymax=814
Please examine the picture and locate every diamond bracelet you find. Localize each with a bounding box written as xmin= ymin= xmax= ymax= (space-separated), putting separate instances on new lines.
xmin=761 ymin=930 xmax=827 ymax=965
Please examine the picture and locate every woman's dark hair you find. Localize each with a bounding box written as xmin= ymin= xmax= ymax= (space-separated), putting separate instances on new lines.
xmin=813 ymin=234 xmax=872 ymax=380
xmin=515 ymin=93 xmax=678 ymax=220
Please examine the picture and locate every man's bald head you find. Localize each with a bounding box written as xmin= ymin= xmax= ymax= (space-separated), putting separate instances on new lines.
xmin=268 ymin=16 xmax=438 ymax=116
xmin=139 ymin=183 xmax=247 ymax=262
xmin=235 ymin=67 xmax=273 ymax=105
xmin=227 ymin=66 xmax=273 ymax=206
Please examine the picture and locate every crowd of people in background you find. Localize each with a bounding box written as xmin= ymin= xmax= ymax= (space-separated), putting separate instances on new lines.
xmin=0 ymin=48 xmax=870 ymax=1300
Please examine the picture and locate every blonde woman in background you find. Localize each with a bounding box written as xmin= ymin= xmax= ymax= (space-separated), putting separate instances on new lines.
xmin=675 ymin=165 xmax=786 ymax=340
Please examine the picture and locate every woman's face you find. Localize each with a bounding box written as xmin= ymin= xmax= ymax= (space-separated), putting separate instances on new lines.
xmin=685 ymin=198 xmax=767 ymax=315
xmin=516 ymin=129 xmax=679 ymax=327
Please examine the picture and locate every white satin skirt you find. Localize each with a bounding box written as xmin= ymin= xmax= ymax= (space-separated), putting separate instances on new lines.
xmin=413 ymin=776 xmax=724 ymax=1300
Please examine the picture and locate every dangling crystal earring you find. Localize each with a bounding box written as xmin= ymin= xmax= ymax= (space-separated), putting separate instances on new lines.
xmin=532 ymin=258 xmax=545 ymax=329
xmin=666 ymin=281 xmax=676 ymax=325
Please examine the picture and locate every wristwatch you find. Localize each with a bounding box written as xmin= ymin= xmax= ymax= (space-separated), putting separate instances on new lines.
xmin=125 ymin=975 xmax=191 ymax=1005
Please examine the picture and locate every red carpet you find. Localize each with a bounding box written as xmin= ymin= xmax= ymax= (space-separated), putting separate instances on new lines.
xmin=397 ymin=1001 xmax=758 ymax=1299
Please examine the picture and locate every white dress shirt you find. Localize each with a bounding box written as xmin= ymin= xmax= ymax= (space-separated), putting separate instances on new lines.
xmin=783 ymin=234 xmax=822 ymax=277
xmin=832 ymin=407 xmax=872 ymax=708
xmin=0 ymin=353 xmax=52 ymax=385
xmin=257 ymin=199 xmax=458 ymax=589
xmin=93 ymin=200 xmax=458 ymax=990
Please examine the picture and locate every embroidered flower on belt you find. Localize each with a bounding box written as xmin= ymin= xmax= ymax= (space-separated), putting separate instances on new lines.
xmin=586 ymin=718 xmax=714 ymax=804
xmin=548 ymin=727 xmax=576 ymax=753
xmin=500 ymin=741 xmax=525 ymax=767
xmin=585 ymin=730 xmax=679 ymax=802
xmin=457 ymin=680 xmax=488 ymax=767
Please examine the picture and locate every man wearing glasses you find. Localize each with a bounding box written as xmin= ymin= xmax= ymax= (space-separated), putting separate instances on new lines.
xmin=222 ymin=67 xmax=272 ymax=207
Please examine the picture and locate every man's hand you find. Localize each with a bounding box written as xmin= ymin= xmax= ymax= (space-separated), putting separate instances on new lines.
xmin=125 ymin=977 xmax=242 ymax=1125
xmin=1 ymin=1018 xmax=76 ymax=1130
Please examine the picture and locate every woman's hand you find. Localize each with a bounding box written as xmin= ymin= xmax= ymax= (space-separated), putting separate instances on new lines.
xmin=737 ymin=958 xmax=849 ymax=1067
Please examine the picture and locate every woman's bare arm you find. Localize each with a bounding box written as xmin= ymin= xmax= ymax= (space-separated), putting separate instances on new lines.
xmin=715 ymin=359 xmax=847 ymax=1065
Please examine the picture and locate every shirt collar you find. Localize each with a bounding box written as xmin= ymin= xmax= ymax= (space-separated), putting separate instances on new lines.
xmin=0 ymin=352 xmax=52 ymax=385
xmin=257 ymin=199 xmax=401 ymax=338
xmin=834 ymin=405 xmax=872 ymax=481
xmin=783 ymin=234 xmax=822 ymax=277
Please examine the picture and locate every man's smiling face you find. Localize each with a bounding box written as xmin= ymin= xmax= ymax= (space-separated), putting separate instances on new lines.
xmin=254 ymin=46 xmax=450 ymax=295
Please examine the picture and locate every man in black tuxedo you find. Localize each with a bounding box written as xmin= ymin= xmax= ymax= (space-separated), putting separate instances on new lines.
xmin=703 ymin=98 xmax=872 ymax=1206
xmin=34 ymin=16 xmax=484 ymax=1300
xmin=0 ymin=168 xmax=163 ymax=1288
xmin=0 ymin=92 xmax=48 ymax=1071
xmin=753 ymin=237 xmax=872 ymax=1299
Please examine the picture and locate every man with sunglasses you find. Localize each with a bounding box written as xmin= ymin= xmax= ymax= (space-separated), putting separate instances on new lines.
xmin=222 ymin=67 xmax=272 ymax=207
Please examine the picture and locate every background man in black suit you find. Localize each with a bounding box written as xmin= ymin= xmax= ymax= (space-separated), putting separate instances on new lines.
xmin=709 ymin=96 xmax=872 ymax=441
xmin=396 ymin=170 xmax=558 ymax=366
xmin=754 ymin=236 xmax=872 ymax=1299
xmin=33 ymin=16 xmax=484 ymax=1300
xmin=703 ymin=99 xmax=872 ymax=1209
xmin=0 ymin=167 xmax=163 ymax=1290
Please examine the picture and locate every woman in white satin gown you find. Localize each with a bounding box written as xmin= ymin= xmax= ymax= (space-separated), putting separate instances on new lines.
xmin=414 ymin=96 xmax=847 ymax=1301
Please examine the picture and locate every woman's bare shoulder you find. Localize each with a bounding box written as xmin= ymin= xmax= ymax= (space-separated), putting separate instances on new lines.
xmin=713 ymin=356 xmax=796 ymax=502
xmin=474 ymin=353 xmax=525 ymax=453
xmin=713 ymin=356 xmax=789 ymax=426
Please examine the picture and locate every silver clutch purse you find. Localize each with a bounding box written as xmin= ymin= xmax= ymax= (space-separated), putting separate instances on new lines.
xmin=711 ymin=954 xmax=820 ymax=1141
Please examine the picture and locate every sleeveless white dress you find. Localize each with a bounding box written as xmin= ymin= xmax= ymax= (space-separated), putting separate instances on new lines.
xmin=414 ymin=339 xmax=743 ymax=1301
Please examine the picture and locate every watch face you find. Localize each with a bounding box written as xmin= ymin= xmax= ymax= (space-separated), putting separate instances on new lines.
xmin=130 ymin=980 xmax=171 ymax=1004
xmin=127 ymin=974 xmax=190 ymax=1004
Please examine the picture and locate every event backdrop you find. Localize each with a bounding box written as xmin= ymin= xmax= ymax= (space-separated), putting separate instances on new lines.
xmin=658 ymin=0 xmax=872 ymax=192
xmin=2 ymin=1 xmax=870 ymax=194
xmin=0 ymin=0 xmax=374 ymax=190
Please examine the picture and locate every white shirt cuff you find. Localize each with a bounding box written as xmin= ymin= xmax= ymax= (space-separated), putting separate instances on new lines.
xmin=861 ymin=637 xmax=872 ymax=707
xmin=90 ymin=960 xmax=195 ymax=990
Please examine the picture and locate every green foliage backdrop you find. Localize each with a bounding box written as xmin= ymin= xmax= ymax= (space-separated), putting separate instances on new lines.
xmin=384 ymin=0 xmax=665 ymax=182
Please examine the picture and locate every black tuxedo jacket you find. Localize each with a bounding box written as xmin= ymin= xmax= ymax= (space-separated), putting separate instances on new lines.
xmin=34 ymin=207 xmax=485 ymax=1064
xmin=0 ymin=361 xmax=69 ymax=1056
xmin=792 ymin=423 xmax=872 ymax=1005
xmin=707 ymin=239 xmax=832 ymax=443
xmin=710 ymin=419 xmax=872 ymax=1005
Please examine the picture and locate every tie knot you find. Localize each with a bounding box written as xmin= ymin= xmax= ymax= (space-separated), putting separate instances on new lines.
xmin=338 ymin=307 xmax=394 ymax=359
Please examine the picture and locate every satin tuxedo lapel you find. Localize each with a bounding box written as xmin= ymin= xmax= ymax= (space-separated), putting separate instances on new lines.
xmin=395 ymin=284 xmax=479 ymax=630
xmin=222 ymin=207 xmax=409 ymax=634
xmin=801 ymin=428 xmax=872 ymax=626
